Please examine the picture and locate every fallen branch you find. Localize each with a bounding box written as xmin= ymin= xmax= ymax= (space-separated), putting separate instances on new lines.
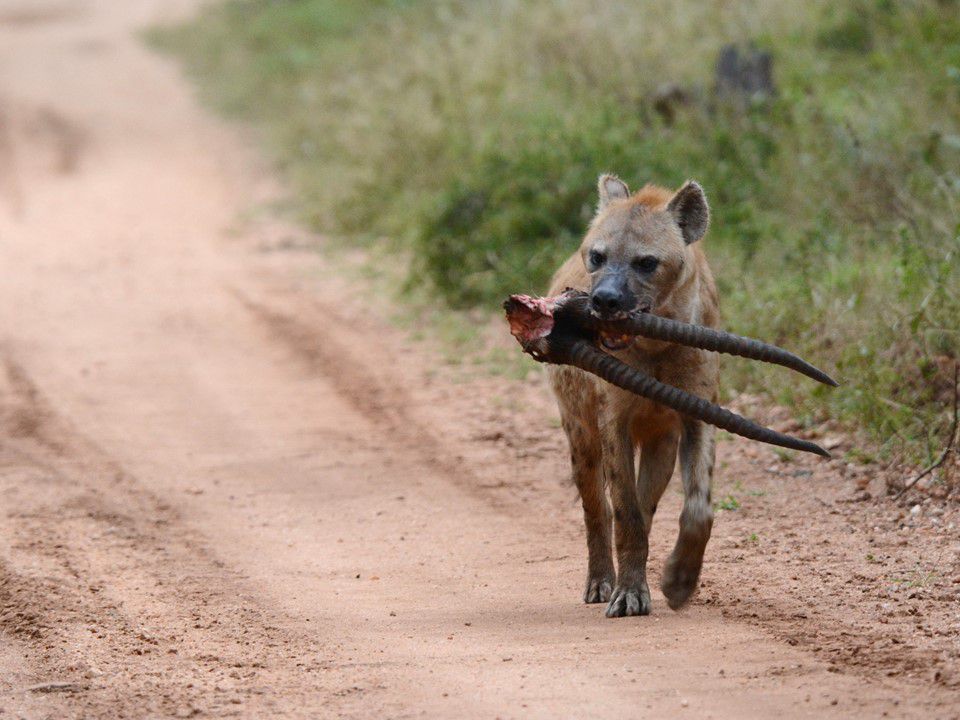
xmin=894 ymin=361 xmax=959 ymax=500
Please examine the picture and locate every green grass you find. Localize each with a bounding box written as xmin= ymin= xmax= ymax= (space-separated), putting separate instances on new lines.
xmin=890 ymin=567 xmax=940 ymax=589
xmin=715 ymin=495 xmax=742 ymax=512
xmin=151 ymin=0 xmax=960 ymax=463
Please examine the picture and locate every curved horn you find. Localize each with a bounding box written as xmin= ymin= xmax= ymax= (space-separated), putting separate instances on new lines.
xmin=562 ymin=339 xmax=831 ymax=458
xmin=612 ymin=313 xmax=838 ymax=386
xmin=562 ymin=294 xmax=838 ymax=387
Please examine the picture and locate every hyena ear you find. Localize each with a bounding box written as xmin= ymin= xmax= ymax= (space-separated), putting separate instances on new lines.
xmin=597 ymin=174 xmax=630 ymax=211
xmin=667 ymin=180 xmax=710 ymax=244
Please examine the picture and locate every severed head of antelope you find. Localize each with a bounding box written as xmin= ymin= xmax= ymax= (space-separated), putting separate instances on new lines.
xmin=504 ymin=289 xmax=836 ymax=457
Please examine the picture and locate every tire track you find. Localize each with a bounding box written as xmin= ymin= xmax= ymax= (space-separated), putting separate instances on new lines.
xmin=232 ymin=288 xmax=528 ymax=518
xmin=0 ymin=356 xmax=358 ymax=718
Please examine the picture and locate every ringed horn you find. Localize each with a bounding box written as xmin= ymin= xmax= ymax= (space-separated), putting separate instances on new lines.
xmin=574 ymin=297 xmax=838 ymax=387
xmin=503 ymin=290 xmax=837 ymax=458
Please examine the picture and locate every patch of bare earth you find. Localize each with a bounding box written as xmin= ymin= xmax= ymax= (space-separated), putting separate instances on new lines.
xmin=369 ymin=307 xmax=960 ymax=689
xmin=0 ymin=359 xmax=338 ymax=718
xmin=0 ymin=0 xmax=957 ymax=718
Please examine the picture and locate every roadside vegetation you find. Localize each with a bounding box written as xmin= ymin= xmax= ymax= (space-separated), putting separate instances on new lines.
xmin=152 ymin=0 xmax=960 ymax=467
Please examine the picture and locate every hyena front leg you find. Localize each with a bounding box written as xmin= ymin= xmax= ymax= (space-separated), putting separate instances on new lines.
xmin=661 ymin=418 xmax=715 ymax=610
xmin=559 ymin=412 xmax=613 ymax=604
xmin=568 ymin=418 xmax=615 ymax=603
xmin=636 ymin=430 xmax=681 ymax=545
xmin=603 ymin=417 xmax=650 ymax=618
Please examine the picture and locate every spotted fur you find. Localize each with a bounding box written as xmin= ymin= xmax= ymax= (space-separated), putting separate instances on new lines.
xmin=548 ymin=176 xmax=720 ymax=616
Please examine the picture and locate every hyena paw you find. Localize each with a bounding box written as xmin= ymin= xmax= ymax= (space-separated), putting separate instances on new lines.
xmin=604 ymin=582 xmax=651 ymax=618
xmin=583 ymin=575 xmax=614 ymax=604
xmin=661 ymin=554 xmax=703 ymax=610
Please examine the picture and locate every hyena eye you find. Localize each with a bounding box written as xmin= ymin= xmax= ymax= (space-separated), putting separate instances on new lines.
xmin=633 ymin=255 xmax=659 ymax=273
xmin=588 ymin=249 xmax=606 ymax=269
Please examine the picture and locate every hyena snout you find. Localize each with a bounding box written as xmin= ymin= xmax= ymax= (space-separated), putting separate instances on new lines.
xmin=589 ymin=273 xmax=636 ymax=318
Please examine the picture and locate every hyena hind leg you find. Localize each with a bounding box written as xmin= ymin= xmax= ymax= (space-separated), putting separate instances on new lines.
xmin=662 ymin=419 xmax=715 ymax=610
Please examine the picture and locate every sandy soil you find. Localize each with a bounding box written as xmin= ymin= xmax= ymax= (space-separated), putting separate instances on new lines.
xmin=0 ymin=1 xmax=957 ymax=718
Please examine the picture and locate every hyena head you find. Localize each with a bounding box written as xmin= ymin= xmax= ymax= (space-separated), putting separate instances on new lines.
xmin=580 ymin=175 xmax=709 ymax=324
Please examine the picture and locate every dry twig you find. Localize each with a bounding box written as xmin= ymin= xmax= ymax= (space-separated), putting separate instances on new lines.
xmin=894 ymin=362 xmax=959 ymax=500
xmin=26 ymin=681 xmax=84 ymax=693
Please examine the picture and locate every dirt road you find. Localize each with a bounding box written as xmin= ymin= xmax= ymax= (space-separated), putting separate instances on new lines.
xmin=0 ymin=1 xmax=957 ymax=718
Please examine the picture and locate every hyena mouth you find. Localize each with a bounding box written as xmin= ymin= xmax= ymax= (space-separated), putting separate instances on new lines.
xmin=599 ymin=331 xmax=633 ymax=351
xmin=599 ymin=306 xmax=650 ymax=349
